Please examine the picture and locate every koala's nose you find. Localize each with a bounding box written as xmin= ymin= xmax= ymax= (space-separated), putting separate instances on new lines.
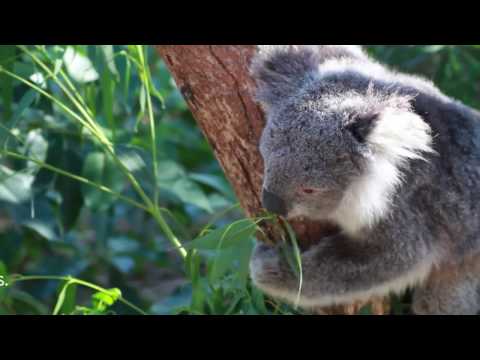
xmin=262 ymin=188 xmax=287 ymax=216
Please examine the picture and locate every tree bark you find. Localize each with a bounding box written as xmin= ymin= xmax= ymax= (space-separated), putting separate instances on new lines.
xmin=155 ymin=45 xmax=389 ymax=315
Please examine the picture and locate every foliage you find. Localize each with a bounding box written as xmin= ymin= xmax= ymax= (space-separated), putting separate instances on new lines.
xmin=0 ymin=45 xmax=478 ymax=315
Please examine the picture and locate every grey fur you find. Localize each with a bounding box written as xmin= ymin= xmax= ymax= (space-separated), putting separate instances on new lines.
xmin=249 ymin=45 xmax=480 ymax=314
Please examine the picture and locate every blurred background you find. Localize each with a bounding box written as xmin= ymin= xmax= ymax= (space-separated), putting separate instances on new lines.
xmin=0 ymin=45 xmax=479 ymax=315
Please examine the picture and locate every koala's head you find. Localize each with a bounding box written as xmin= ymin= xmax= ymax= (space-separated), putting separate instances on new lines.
xmin=251 ymin=45 xmax=434 ymax=226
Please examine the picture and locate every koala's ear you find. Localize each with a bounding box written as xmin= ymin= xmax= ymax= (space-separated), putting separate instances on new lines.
xmin=250 ymin=45 xmax=320 ymax=109
xmin=344 ymin=112 xmax=380 ymax=143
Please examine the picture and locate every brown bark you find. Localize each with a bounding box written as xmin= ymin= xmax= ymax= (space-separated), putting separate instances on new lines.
xmin=155 ymin=45 xmax=389 ymax=315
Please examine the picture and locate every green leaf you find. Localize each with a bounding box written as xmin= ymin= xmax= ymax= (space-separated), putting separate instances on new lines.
xmin=53 ymin=58 xmax=63 ymax=76
xmin=190 ymin=219 xmax=257 ymax=250
xmin=12 ymin=90 xmax=38 ymax=122
xmin=107 ymin=236 xmax=140 ymax=253
xmin=208 ymin=235 xmax=254 ymax=285
xmin=250 ymin=286 xmax=268 ymax=314
xmin=53 ymin=280 xmax=76 ymax=315
xmin=34 ymin=134 xmax=62 ymax=187
xmin=92 ymin=292 xmax=112 ymax=311
xmin=111 ymin=256 xmax=135 ymax=273
xmin=63 ymin=46 xmax=99 ymax=83
xmin=92 ymin=288 xmax=122 ymax=312
xmin=0 ymin=46 xmax=16 ymax=121
xmin=54 ymin=149 xmax=84 ymax=231
xmin=422 ymin=45 xmax=447 ymax=53
xmin=236 ymin=239 xmax=255 ymax=288
xmin=282 ymin=221 xmax=302 ymax=278
xmin=190 ymin=277 xmax=208 ymax=314
xmin=225 ymin=293 xmax=245 ymax=315
xmin=184 ymin=249 xmax=206 ymax=313
xmin=0 ymin=261 xmax=8 ymax=302
xmin=59 ymin=283 xmax=77 ymax=315
xmin=280 ymin=221 xmax=303 ymax=308
xmin=0 ymin=261 xmax=7 ymax=278
xmin=22 ymin=219 xmax=59 ymax=242
xmin=29 ymin=72 xmax=47 ymax=89
xmin=99 ymin=45 xmax=119 ymax=78
xmin=189 ymin=173 xmax=234 ymax=198
xmin=151 ymin=286 xmax=192 ymax=315
xmin=357 ymin=304 xmax=373 ymax=315
xmin=117 ymin=149 xmax=146 ymax=173
xmin=122 ymin=52 xmax=131 ymax=102
xmin=156 ymin=160 xmax=186 ymax=181
xmin=22 ymin=129 xmax=48 ymax=172
xmin=156 ymin=161 xmax=213 ymax=213
xmin=171 ymin=177 xmax=212 ymax=213
xmin=0 ymin=165 xmax=34 ymax=204
xmin=6 ymin=288 xmax=49 ymax=315
xmin=81 ymin=152 xmax=124 ymax=211
xmin=208 ymin=248 xmax=236 ymax=283
xmin=107 ymin=288 xmax=122 ymax=301
xmin=100 ymin=49 xmax=116 ymax=139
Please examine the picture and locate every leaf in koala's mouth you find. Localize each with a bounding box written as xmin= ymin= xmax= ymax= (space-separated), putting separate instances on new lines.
xmin=278 ymin=218 xmax=303 ymax=309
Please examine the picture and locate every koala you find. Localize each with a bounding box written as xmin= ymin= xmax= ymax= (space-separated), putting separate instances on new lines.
xmin=249 ymin=45 xmax=480 ymax=315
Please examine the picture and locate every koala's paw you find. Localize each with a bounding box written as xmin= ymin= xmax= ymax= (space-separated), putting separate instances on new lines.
xmin=249 ymin=242 xmax=293 ymax=292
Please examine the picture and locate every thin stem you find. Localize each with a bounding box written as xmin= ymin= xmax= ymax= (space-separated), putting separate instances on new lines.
xmin=18 ymin=46 xmax=109 ymax=147
xmin=1 ymin=150 xmax=148 ymax=212
xmin=5 ymin=46 xmax=187 ymax=261
xmin=10 ymin=275 xmax=148 ymax=315
xmin=0 ymin=122 xmax=26 ymax=148
xmin=0 ymin=68 xmax=104 ymax=145
xmin=33 ymin=45 xmax=95 ymax=119
xmin=198 ymin=203 xmax=241 ymax=237
xmin=0 ymin=68 xmax=151 ymax=216
xmin=150 ymin=207 xmax=187 ymax=258
xmin=136 ymin=45 xmax=159 ymax=206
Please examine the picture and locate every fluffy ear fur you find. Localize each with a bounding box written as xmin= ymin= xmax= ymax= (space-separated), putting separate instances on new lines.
xmin=314 ymin=45 xmax=368 ymax=62
xmin=332 ymin=107 xmax=435 ymax=235
xmin=251 ymin=45 xmax=368 ymax=109
xmin=250 ymin=45 xmax=320 ymax=109
xmin=367 ymin=107 xmax=435 ymax=163
xmin=345 ymin=112 xmax=380 ymax=143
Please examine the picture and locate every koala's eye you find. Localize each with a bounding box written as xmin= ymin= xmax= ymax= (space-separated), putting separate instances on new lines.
xmin=301 ymin=188 xmax=316 ymax=195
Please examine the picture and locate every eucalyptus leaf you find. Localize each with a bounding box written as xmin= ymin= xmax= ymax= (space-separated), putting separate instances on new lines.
xmin=171 ymin=177 xmax=212 ymax=214
xmin=189 ymin=173 xmax=234 ymax=198
xmin=0 ymin=261 xmax=8 ymax=302
xmin=81 ymin=152 xmax=124 ymax=211
xmin=22 ymin=219 xmax=59 ymax=242
xmin=54 ymin=149 xmax=84 ymax=231
xmin=111 ymin=256 xmax=135 ymax=273
xmin=9 ymin=89 xmax=38 ymax=125
xmin=157 ymin=161 xmax=212 ymax=213
xmin=0 ymin=165 xmax=34 ymax=204
xmin=190 ymin=219 xmax=257 ymax=250
xmin=53 ymin=280 xmax=75 ymax=315
xmin=100 ymin=45 xmax=119 ymax=77
xmin=63 ymin=47 xmax=99 ymax=83
xmin=59 ymin=282 xmax=77 ymax=315
xmin=23 ymin=130 xmax=48 ymax=171
xmin=0 ymin=46 xmax=16 ymax=121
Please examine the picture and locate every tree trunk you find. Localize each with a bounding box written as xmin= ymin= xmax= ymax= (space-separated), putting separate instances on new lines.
xmin=155 ymin=45 xmax=389 ymax=315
